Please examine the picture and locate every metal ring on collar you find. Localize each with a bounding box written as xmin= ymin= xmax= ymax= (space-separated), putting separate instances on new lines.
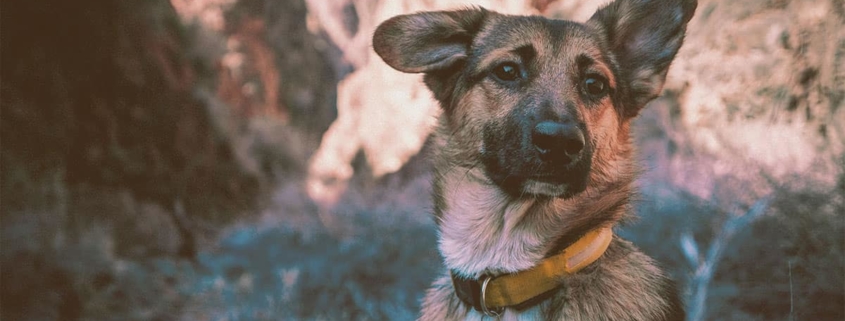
xmin=480 ymin=274 xmax=504 ymax=317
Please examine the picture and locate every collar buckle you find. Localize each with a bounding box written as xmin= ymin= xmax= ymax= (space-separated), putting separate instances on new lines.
xmin=480 ymin=274 xmax=504 ymax=317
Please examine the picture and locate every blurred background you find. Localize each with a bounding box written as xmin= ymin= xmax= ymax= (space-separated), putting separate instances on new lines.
xmin=1 ymin=0 xmax=843 ymax=320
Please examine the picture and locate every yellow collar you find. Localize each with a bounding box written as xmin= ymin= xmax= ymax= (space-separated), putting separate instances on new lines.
xmin=451 ymin=227 xmax=614 ymax=316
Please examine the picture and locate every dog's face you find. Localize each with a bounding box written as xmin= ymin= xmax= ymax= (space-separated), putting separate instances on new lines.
xmin=374 ymin=0 xmax=696 ymax=198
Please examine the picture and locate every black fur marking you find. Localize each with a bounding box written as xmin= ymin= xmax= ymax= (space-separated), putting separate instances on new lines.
xmin=480 ymin=101 xmax=592 ymax=198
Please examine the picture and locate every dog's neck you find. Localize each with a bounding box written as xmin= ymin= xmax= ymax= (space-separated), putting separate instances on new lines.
xmin=433 ymin=164 xmax=633 ymax=278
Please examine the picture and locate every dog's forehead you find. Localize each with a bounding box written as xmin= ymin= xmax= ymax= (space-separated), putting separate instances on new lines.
xmin=470 ymin=15 xmax=603 ymax=63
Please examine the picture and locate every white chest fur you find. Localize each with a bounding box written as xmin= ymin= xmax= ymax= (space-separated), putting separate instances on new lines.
xmin=436 ymin=167 xmax=574 ymax=277
xmin=464 ymin=305 xmax=544 ymax=321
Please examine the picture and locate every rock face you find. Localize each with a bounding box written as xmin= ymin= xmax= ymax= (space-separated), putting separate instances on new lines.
xmin=1 ymin=0 xmax=338 ymax=319
xmin=1 ymin=0 xmax=257 ymax=318
xmin=2 ymin=0 xmax=341 ymax=221
xmin=1 ymin=0 xmax=262 ymax=216
xmin=653 ymin=0 xmax=845 ymax=201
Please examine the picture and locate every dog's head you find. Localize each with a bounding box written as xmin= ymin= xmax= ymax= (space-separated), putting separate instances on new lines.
xmin=374 ymin=0 xmax=696 ymax=198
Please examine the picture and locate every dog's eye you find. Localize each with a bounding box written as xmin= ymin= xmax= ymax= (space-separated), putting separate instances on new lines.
xmin=583 ymin=76 xmax=608 ymax=97
xmin=492 ymin=62 xmax=521 ymax=82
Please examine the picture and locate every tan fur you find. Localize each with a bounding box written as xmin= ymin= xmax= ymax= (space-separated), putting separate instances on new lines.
xmin=373 ymin=1 xmax=696 ymax=320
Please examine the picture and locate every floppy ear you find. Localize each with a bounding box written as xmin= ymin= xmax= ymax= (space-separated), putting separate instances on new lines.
xmin=588 ymin=0 xmax=696 ymax=116
xmin=373 ymin=8 xmax=488 ymax=73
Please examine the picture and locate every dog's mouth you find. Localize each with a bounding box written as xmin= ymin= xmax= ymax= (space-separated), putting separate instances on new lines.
xmin=522 ymin=179 xmax=571 ymax=197
xmin=529 ymin=169 xmax=589 ymax=197
xmin=481 ymin=159 xmax=591 ymax=198
xmin=526 ymin=173 xmax=570 ymax=183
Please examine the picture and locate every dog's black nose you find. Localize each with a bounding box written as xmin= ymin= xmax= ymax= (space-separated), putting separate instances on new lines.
xmin=532 ymin=121 xmax=585 ymax=161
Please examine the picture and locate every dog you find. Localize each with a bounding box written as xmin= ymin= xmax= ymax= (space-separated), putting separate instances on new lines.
xmin=373 ymin=0 xmax=696 ymax=319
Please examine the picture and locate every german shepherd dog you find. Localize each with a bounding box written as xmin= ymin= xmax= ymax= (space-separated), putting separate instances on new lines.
xmin=373 ymin=0 xmax=696 ymax=319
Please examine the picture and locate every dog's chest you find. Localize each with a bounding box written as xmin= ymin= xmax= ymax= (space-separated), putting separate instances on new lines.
xmin=464 ymin=306 xmax=545 ymax=321
xmin=436 ymin=168 xmax=568 ymax=276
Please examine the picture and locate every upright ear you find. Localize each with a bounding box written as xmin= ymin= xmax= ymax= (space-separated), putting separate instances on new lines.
xmin=373 ymin=8 xmax=488 ymax=74
xmin=588 ymin=0 xmax=696 ymax=116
